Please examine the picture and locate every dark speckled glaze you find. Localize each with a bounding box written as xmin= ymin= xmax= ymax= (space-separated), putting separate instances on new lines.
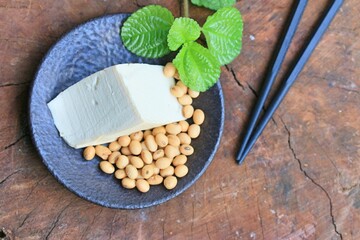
xmin=29 ymin=14 xmax=224 ymax=209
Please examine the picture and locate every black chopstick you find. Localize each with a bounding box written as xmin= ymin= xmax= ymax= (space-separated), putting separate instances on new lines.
xmin=236 ymin=0 xmax=308 ymax=161
xmin=237 ymin=0 xmax=343 ymax=164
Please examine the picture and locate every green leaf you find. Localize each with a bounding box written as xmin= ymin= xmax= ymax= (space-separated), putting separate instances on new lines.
xmin=191 ymin=0 xmax=236 ymax=11
xmin=167 ymin=17 xmax=201 ymax=51
xmin=121 ymin=5 xmax=174 ymax=58
xmin=202 ymin=7 xmax=243 ymax=65
xmin=173 ymin=42 xmax=221 ymax=92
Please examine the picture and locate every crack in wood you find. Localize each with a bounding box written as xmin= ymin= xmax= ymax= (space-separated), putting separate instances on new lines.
xmin=0 ymin=81 xmax=30 ymax=88
xmin=246 ymin=81 xmax=258 ymax=98
xmin=3 ymin=134 xmax=28 ymax=150
xmin=0 ymin=170 xmax=21 ymax=185
xmin=280 ymin=117 xmax=343 ymax=240
xmin=18 ymin=208 xmax=36 ymax=229
xmin=25 ymin=175 xmax=49 ymax=201
xmin=225 ymin=64 xmax=245 ymax=90
xmin=44 ymin=202 xmax=72 ymax=239
xmin=224 ymin=64 xmax=277 ymax=128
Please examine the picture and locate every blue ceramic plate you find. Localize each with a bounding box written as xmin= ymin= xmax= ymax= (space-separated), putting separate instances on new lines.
xmin=29 ymin=14 xmax=224 ymax=209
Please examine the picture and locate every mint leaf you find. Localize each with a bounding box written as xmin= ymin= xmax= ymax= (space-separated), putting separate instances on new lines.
xmin=173 ymin=42 xmax=221 ymax=92
xmin=167 ymin=17 xmax=201 ymax=51
xmin=191 ymin=0 xmax=236 ymax=11
xmin=202 ymin=7 xmax=243 ymax=65
xmin=121 ymin=5 xmax=174 ymax=58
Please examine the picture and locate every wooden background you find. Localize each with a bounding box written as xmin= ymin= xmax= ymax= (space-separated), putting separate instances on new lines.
xmin=1 ymin=0 xmax=359 ymax=239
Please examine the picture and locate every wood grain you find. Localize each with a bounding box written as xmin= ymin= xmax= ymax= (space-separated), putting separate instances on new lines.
xmin=1 ymin=0 xmax=359 ymax=239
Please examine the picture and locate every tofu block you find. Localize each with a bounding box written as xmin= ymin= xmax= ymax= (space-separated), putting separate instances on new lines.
xmin=48 ymin=63 xmax=185 ymax=148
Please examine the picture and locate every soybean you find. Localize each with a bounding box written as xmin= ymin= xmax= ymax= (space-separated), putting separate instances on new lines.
xmin=178 ymin=94 xmax=193 ymax=105
xmin=172 ymin=155 xmax=187 ymax=166
xmin=99 ymin=161 xmax=115 ymax=174
xmin=155 ymin=133 xmax=168 ymax=148
xmin=175 ymin=165 xmax=188 ymax=178
xmin=176 ymin=81 xmax=188 ymax=94
xmin=167 ymin=135 xmax=180 ymax=147
xmin=182 ymin=105 xmax=194 ymax=118
xmin=116 ymin=155 xmax=129 ymax=169
xmin=130 ymin=156 xmax=144 ymax=169
xmin=180 ymin=145 xmax=194 ymax=156
xmin=170 ymin=86 xmax=185 ymax=98
xmin=160 ymin=166 xmax=175 ymax=177
xmin=163 ymin=62 xmax=176 ymax=78
xmin=108 ymin=151 xmax=120 ymax=164
xmin=95 ymin=145 xmax=111 ymax=160
xmin=153 ymin=149 xmax=165 ymax=160
xmin=178 ymin=120 xmax=189 ymax=132
xmin=147 ymin=175 xmax=163 ymax=185
xmin=109 ymin=141 xmax=121 ymax=151
xmin=114 ymin=169 xmax=126 ymax=179
xmin=129 ymin=140 xmax=142 ymax=155
xmin=141 ymin=150 xmax=153 ymax=164
xmin=130 ymin=131 xmax=144 ymax=141
xmin=83 ymin=146 xmax=95 ymax=160
xmin=136 ymin=179 xmax=150 ymax=193
xmin=193 ymin=109 xmax=205 ymax=125
xmin=122 ymin=178 xmax=136 ymax=189
xmin=177 ymin=133 xmax=191 ymax=145
xmin=166 ymin=123 xmax=182 ymax=135
xmin=165 ymin=145 xmax=180 ymax=159
xmin=164 ymin=176 xmax=177 ymax=190
xmin=188 ymin=89 xmax=200 ymax=98
xmin=145 ymin=135 xmax=158 ymax=152
xmin=152 ymin=126 xmax=166 ymax=135
xmin=155 ymin=157 xmax=172 ymax=170
xmin=188 ymin=124 xmax=201 ymax=138
xmin=125 ymin=165 xmax=138 ymax=179
xmin=141 ymin=165 xmax=154 ymax=179
xmin=118 ymin=136 xmax=131 ymax=147
xmin=143 ymin=130 xmax=152 ymax=138
xmin=121 ymin=147 xmax=131 ymax=155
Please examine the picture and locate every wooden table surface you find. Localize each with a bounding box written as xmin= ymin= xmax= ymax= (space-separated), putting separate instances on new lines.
xmin=1 ymin=0 xmax=359 ymax=239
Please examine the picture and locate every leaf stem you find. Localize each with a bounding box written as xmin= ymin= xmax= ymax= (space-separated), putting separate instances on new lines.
xmin=183 ymin=0 xmax=189 ymax=17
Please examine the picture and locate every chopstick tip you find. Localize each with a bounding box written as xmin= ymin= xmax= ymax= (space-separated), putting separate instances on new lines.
xmin=236 ymin=155 xmax=246 ymax=165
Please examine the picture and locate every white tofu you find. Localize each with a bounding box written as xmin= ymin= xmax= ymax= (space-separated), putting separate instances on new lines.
xmin=48 ymin=63 xmax=185 ymax=149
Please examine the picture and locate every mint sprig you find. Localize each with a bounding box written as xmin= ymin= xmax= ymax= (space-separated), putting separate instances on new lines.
xmin=121 ymin=5 xmax=174 ymax=58
xmin=173 ymin=42 xmax=221 ymax=92
xmin=191 ymin=0 xmax=236 ymax=11
xmin=121 ymin=4 xmax=243 ymax=92
xmin=202 ymin=7 xmax=243 ymax=65
xmin=167 ymin=18 xmax=201 ymax=51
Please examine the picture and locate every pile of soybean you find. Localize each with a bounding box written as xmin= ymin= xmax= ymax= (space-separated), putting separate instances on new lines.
xmin=82 ymin=63 xmax=205 ymax=193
